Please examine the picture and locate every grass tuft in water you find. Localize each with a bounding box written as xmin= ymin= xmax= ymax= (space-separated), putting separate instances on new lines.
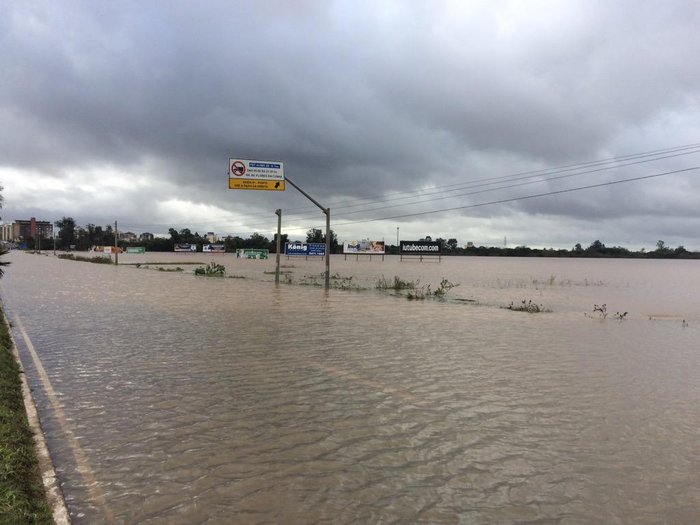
xmin=506 ymin=299 xmax=548 ymax=313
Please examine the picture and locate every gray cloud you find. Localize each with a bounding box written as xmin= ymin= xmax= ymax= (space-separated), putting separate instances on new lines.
xmin=2 ymin=0 xmax=700 ymax=248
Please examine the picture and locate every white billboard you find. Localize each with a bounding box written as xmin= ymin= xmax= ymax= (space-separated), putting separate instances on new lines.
xmin=343 ymin=240 xmax=385 ymax=254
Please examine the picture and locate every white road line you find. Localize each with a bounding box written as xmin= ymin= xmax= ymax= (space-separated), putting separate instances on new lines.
xmin=15 ymin=314 xmax=116 ymax=524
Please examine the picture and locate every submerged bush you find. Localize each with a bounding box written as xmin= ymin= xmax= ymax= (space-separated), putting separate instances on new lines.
xmin=375 ymin=277 xmax=459 ymax=300
xmin=375 ymin=275 xmax=418 ymax=291
xmin=58 ymin=253 xmax=113 ymax=264
xmin=592 ymin=304 xmax=627 ymax=320
xmin=194 ymin=261 xmax=226 ymax=276
xmin=506 ymin=299 xmax=548 ymax=313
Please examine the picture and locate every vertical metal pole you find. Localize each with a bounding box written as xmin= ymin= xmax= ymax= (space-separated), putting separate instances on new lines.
xmin=284 ymin=176 xmax=331 ymax=290
xmin=53 ymin=225 xmax=56 ymax=255
xmin=325 ymin=208 xmax=331 ymax=289
xmin=275 ymin=209 xmax=282 ymax=284
xmin=114 ymin=220 xmax=119 ymax=265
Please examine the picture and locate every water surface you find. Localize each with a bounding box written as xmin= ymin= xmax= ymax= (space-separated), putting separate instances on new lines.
xmin=2 ymin=251 xmax=699 ymax=523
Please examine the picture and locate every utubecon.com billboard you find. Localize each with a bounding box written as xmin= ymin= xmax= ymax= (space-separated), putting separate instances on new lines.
xmin=400 ymin=241 xmax=442 ymax=254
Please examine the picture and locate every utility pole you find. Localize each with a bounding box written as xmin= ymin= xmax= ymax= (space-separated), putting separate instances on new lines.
xmin=275 ymin=209 xmax=282 ymax=284
xmin=114 ymin=220 xmax=119 ymax=265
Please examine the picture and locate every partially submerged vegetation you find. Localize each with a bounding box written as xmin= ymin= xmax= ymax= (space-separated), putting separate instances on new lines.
xmin=291 ymin=272 xmax=361 ymax=290
xmin=194 ymin=262 xmax=226 ymax=277
xmin=591 ymin=304 xmax=628 ymax=320
xmin=505 ymin=299 xmax=549 ymax=313
xmin=375 ymin=276 xmax=459 ymax=300
xmin=0 ymin=310 xmax=53 ymax=524
xmin=57 ymin=253 xmax=112 ymax=264
xmin=129 ymin=261 xmax=204 ymax=267
xmin=375 ymin=275 xmax=417 ymax=291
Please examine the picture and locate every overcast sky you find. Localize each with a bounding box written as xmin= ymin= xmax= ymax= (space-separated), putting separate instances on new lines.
xmin=2 ymin=0 xmax=700 ymax=249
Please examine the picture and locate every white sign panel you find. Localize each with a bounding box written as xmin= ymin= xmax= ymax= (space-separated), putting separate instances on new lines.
xmin=229 ymin=159 xmax=285 ymax=191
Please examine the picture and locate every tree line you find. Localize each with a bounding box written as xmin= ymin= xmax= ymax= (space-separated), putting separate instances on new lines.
xmin=45 ymin=218 xmax=339 ymax=253
xmin=416 ymin=237 xmax=699 ymax=259
xmin=37 ymin=217 xmax=700 ymax=258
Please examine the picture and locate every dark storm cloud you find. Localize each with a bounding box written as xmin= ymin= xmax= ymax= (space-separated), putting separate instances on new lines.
xmin=2 ymin=0 xmax=700 ymax=246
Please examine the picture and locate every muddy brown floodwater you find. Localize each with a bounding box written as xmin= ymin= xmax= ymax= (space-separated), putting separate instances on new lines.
xmin=2 ymin=251 xmax=699 ymax=523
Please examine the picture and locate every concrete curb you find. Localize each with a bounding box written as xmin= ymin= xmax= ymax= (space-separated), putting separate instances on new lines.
xmin=5 ymin=311 xmax=71 ymax=525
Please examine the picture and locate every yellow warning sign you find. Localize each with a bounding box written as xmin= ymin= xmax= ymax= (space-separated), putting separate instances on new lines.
xmin=229 ymin=179 xmax=285 ymax=191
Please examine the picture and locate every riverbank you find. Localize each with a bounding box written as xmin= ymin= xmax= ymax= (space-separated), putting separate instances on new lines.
xmin=0 ymin=306 xmax=54 ymax=524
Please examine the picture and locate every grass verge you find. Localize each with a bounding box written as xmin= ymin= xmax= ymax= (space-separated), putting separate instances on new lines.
xmin=0 ymin=308 xmax=53 ymax=524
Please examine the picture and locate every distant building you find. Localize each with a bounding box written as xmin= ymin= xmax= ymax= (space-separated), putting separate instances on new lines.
xmin=119 ymin=231 xmax=138 ymax=242
xmin=139 ymin=232 xmax=155 ymax=241
xmin=206 ymin=232 xmax=218 ymax=243
xmin=13 ymin=218 xmax=53 ymax=241
xmin=0 ymin=223 xmax=13 ymax=242
xmin=466 ymin=242 xmax=474 ymax=248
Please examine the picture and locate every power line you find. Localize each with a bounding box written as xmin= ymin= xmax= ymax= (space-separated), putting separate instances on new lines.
xmin=328 ymin=166 xmax=700 ymax=226
xmin=239 ymin=144 xmax=700 ymax=228
xmin=258 ymin=141 xmax=700 ymax=217
xmin=309 ymin=148 xmax=700 ymax=219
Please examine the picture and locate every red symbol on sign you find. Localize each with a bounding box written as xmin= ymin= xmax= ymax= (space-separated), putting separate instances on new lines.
xmin=231 ymin=161 xmax=246 ymax=176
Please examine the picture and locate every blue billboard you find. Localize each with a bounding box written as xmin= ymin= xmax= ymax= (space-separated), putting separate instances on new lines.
xmin=285 ymin=242 xmax=326 ymax=256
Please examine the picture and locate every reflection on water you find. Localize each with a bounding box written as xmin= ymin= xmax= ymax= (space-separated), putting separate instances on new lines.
xmin=2 ymin=252 xmax=700 ymax=523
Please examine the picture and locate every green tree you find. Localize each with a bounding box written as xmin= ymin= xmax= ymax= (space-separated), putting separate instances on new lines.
xmin=247 ymin=232 xmax=270 ymax=249
xmin=272 ymin=233 xmax=289 ymax=253
xmin=655 ymin=239 xmax=674 ymax=256
xmin=55 ymin=216 xmax=77 ymax=249
xmin=306 ymin=228 xmax=323 ymax=243
xmin=306 ymin=228 xmax=338 ymax=252
xmin=587 ymin=240 xmax=605 ymax=253
xmin=168 ymin=228 xmax=181 ymax=243
xmin=179 ymin=228 xmax=194 ymax=243
xmin=104 ymin=224 xmax=115 ymax=246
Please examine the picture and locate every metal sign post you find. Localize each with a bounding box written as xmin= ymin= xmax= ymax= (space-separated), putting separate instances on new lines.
xmin=275 ymin=209 xmax=282 ymax=284
xmin=228 ymin=159 xmax=331 ymax=289
xmin=284 ymin=176 xmax=331 ymax=290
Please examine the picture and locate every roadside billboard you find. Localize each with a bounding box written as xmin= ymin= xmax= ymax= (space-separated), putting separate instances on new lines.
xmin=343 ymin=240 xmax=385 ymax=254
xmin=285 ymin=242 xmax=326 ymax=257
xmin=174 ymin=243 xmax=197 ymax=252
xmin=236 ymin=248 xmax=269 ymax=259
xmin=126 ymin=247 xmax=146 ymax=254
xmin=400 ymin=240 xmax=442 ymax=255
xmin=203 ymin=244 xmax=225 ymax=253
xmin=92 ymin=245 xmax=124 ymax=254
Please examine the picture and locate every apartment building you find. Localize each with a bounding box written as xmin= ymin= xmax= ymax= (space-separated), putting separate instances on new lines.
xmin=12 ymin=218 xmax=53 ymax=241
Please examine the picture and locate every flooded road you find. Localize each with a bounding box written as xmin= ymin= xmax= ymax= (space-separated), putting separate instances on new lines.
xmin=2 ymin=251 xmax=700 ymax=523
